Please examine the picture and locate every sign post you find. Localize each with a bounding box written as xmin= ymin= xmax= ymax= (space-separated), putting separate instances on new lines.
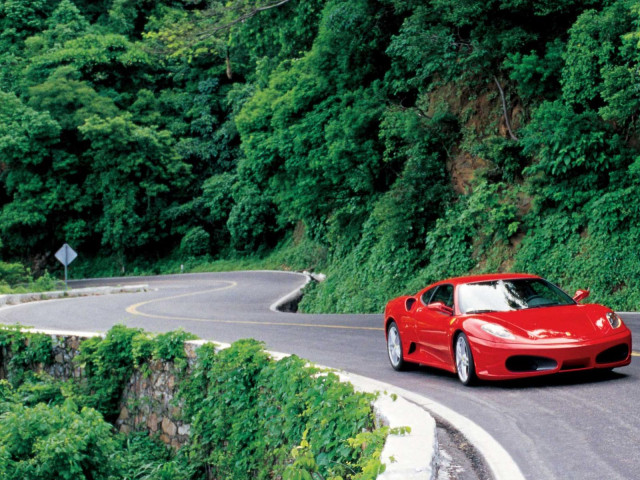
xmin=54 ymin=243 xmax=78 ymax=287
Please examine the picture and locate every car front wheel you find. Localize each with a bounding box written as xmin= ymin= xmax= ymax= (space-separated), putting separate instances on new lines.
xmin=455 ymin=333 xmax=476 ymax=386
xmin=387 ymin=321 xmax=406 ymax=371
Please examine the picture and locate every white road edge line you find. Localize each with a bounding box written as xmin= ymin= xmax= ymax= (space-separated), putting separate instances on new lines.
xmin=342 ymin=373 xmax=527 ymax=480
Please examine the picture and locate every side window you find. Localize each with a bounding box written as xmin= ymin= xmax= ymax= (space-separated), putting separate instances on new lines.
xmin=420 ymin=287 xmax=436 ymax=306
xmin=430 ymin=284 xmax=454 ymax=309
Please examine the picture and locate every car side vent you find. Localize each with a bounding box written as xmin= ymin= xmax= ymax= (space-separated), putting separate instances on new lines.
xmin=596 ymin=344 xmax=629 ymax=364
xmin=506 ymin=355 xmax=557 ymax=372
xmin=405 ymin=298 xmax=416 ymax=311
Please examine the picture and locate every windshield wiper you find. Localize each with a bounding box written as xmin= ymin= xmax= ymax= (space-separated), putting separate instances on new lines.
xmin=465 ymin=309 xmax=496 ymax=314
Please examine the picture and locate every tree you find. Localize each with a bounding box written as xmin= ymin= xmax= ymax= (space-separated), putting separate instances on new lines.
xmin=0 ymin=92 xmax=62 ymax=256
xmin=79 ymin=114 xmax=190 ymax=263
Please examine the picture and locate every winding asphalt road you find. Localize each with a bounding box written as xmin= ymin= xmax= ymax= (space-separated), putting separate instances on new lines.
xmin=0 ymin=271 xmax=637 ymax=480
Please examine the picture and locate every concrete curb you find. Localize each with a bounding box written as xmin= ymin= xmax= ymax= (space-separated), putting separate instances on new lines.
xmin=269 ymin=274 xmax=311 ymax=312
xmin=339 ymin=372 xmax=438 ymax=479
xmin=0 ymin=284 xmax=149 ymax=308
xmin=269 ymin=271 xmax=324 ymax=312
xmin=380 ymin=385 xmax=526 ymax=480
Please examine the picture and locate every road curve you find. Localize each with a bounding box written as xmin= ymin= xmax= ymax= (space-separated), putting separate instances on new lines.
xmin=0 ymin=271 xmax=637 ymax=480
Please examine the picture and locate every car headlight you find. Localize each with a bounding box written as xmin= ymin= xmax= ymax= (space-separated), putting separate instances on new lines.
xmin=481 ymin=323 xmax=515 ymax=339
xmin=606 ymin=312 xmax=622 ymax=328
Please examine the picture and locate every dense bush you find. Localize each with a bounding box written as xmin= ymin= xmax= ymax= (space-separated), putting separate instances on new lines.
xmin=180 ymin=226 xmax=211 ymax=257
xmin=0 ymin=326 xmax=53 ymax=386
xmin=0 ymin=399 xmax=119 ymax=479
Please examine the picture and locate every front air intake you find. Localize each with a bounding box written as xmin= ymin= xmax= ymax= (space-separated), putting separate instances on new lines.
xmin=506 ymin=355 xmax=557 ymax=372
xmin=596 ymin=344 xmax=629 ymax=364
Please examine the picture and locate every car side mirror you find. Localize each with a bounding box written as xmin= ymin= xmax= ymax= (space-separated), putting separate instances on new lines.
xmin=427 ymin=301 xmax=454 ymax=316
xmin=573 ymin=289 xmax=590 ymax=303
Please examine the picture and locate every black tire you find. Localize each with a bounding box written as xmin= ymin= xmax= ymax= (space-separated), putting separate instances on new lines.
xmin=454 ymin=332 xmax=477 ymax=386
xmin=386 ymin=321 xmax=407 ymax=371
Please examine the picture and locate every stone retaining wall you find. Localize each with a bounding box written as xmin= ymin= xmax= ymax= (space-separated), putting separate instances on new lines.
xmin=114 ymin=343 xmax=202 ymax=448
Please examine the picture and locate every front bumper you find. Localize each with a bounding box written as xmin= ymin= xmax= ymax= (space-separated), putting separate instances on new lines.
xmin=470 ymin=330 xmax=632 ymax=380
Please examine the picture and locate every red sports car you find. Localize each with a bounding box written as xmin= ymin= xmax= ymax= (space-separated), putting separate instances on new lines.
xmin=384 ymin=273 xmax=632 ymax=385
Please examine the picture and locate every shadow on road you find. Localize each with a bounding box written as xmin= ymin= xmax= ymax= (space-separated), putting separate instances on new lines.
xmin=387 ymin=362 xmax=630 ymax=390
xmin=487 ymin=368 xmax=629 ymax=390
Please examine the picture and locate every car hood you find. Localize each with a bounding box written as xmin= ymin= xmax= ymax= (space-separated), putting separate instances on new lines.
xmin=475 ymin=304 xmax=613 ymax=342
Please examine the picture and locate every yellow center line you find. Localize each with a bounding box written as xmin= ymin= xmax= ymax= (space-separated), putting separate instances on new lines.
xmin=126 ymin=282 xmax=383 ymax=332
xmin=126 ymin=281 xmax=238 ymax=313
xmin=632 ymin=351 xmax=640 ymax=357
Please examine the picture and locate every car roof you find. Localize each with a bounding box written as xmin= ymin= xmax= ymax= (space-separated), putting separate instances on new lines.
xmin=437 ymin=273 xmax=540 ymax=287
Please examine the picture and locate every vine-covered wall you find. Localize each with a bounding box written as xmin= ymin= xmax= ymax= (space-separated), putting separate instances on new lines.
xmin=0 ymin=326 xmax=387 ymax=480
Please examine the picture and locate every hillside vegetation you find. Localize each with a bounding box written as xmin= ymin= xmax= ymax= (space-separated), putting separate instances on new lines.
xmin=1 ymin=0 xmax=639 ymax=311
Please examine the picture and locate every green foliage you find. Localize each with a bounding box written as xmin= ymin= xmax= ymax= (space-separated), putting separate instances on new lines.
xmin=71 ymin=326 xmax=195 ymax=419
xmin=0 ymin=400 xmax=119 ymax=480
xmin=234 ymin=0 xmax=395 ymax=247
xmin=182 ymin=340 xmax=382 ymax=480
xmin=561 ymin=1 xmax=634 ymax=108
xmin=0 ymin=262 xmax=29 ymax=286
xmin=0 ymin=326 xmax=207 ymax=479
xmin=28 ymin=66 xmax=118 ymax=131
xmin=73 ymin=325 xmax=144 ymax=420
xmin=299 ymin=105 xmax=457 ymax=312
xmin=227 ymin=184 xmax=280 ymax=252
xmin=117 ymin=432 xmax=196 ymax=480
xmin=152 ymin=329 xmax=197 ymax=367
xmin=180 ymin=226 xmax=210 ymax=257
xmin=522 ymin=101 xmax=627 ymax=178
xmin=505 ymin=38 xmax=565 ymax=100
xmin=0 ymin=326 xmax=53 ymax=385
xmin=302 ymin=177 xmax=521 ymax=313
xmin=43 ymin=0 xmax=90 ymax=45
xmin=79 ymin=113 xmax=191 ymax=261
xmin=10 ymin=374 xmax=67 ymax=408
xmin=0 ymin=92 xmax=61 ymax=256
xmin=513 ymin=185 xmax=640 ymax=309
xmin=0 ymin=270 xmax=64 ymax=294
xmin=283 ymin=426 xmax=386 ymax=480
xmin=0 ymin=389 xmax=192 ymax=480
xmin=0 ymin=0 xmax=52 ymax=48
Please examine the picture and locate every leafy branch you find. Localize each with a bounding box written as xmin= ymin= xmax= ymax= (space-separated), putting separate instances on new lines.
xmin=145 ymin=0 xmax=293 ymax=64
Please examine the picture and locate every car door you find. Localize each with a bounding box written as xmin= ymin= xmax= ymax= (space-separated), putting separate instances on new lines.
xmin=414 ymin=284 xmax=455 ymax=366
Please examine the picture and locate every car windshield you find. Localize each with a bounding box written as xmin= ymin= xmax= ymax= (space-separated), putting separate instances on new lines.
xmin=458 ymin=279 xmax=575 ymax=314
